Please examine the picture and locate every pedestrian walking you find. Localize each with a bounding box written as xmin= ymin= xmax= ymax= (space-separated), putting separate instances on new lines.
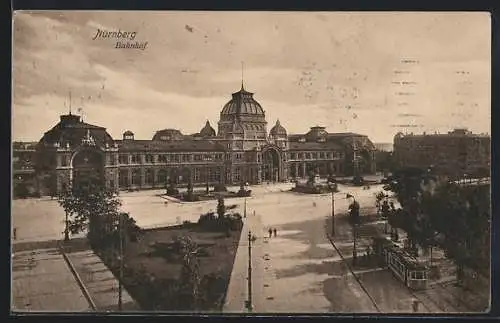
xmin=273 ymin=228 xmax=277 ymax=237
xmin=268 ymin=228 xmax=272 ymax=238
xmin=412 ymin=298 xmax=420 ymax=312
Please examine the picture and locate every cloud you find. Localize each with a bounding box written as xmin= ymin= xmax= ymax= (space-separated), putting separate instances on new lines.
xmin=12 ymin=11 xmax=491 ymax=143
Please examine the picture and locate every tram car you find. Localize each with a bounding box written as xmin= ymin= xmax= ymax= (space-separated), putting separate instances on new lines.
xmin=372 ymin=236 xmax=429 ymax=290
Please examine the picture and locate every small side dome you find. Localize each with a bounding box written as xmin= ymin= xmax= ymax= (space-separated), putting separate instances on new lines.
xmin=123 ymin=130 xmax=134 ymax=140
xmin=269 ymin=119 xmax=287 ymax=137
xmin=199 ymin=120 xmax=216 ymax=137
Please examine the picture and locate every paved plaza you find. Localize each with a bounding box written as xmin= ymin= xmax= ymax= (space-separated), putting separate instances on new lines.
xmin=11 ymin=181 xmax=486 ymax=313
xmin=11 ymin=248 xmax=92 ymax=312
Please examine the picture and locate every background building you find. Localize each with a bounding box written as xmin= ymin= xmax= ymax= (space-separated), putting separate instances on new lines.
xmin=393 ymin=128 xmax=490 ymax=178
xmin=16 ymin=85 xmax=377 ymax=195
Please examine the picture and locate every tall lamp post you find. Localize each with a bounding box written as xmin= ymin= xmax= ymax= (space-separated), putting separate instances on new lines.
xmin=118 ymin=213 xmax=124 ymax=311
xmin=246 ymin=230 xmax=253 ymax=312
xmin=347 ymin=194 xmax=358 ymax=265
xmin=64 ymin=211 xmax=70 ymax=241
xmin=244 ymin=181 xmax=250 ymax=218
xmin=328 ymin=181 xmax=337 ymax=236
xmin=204 ymin=155 xmax=213 ymax=194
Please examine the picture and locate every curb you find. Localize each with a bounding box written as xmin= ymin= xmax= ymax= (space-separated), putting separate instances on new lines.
xmin=58 ymin=243 xmax=98 ymax=311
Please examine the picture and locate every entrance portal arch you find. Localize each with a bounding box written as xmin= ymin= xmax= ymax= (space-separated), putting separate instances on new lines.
xmin=261 ymin=147 xmax=281 ymax=182
xmin=71 ymin=149 xmax=105 ymax=189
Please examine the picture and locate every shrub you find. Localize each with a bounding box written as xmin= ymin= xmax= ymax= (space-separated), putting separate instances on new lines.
xmin=213 ymin=184 xmax=228 ymax=192
xmin=182 ymin=193 xmax=200 ymax=202
xmin=236 ymin=189 xmax=252 ymax=197
xmin=352 ymin=175 xmax=364 ymax=186
xmin=167 ymin=187 xmax=180 ymax=196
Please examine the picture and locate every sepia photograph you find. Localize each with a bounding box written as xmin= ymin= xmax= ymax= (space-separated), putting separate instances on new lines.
xmin=11 ymin=10 xmax=491 ymax=314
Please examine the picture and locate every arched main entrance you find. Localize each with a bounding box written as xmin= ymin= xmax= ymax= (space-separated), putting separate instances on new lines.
xmin=261 ymin=148 xmax=281 ymax=182
xmin=72 ymin=149 xmax=105 ymax=190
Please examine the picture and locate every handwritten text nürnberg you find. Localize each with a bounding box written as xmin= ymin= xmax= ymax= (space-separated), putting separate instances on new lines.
xmin=92 ymin=29 xmax=148 ymax=50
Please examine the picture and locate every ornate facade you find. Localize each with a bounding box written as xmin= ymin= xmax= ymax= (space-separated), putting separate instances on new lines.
xmin=32 ymin=85 xmax=377 ymax=194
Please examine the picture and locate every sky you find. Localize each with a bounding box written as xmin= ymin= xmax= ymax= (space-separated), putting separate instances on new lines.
xmin=12 ymin=11 xmax=491 ymax=143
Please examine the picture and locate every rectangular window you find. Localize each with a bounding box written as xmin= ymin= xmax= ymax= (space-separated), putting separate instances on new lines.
xmin=174 ymin=154 xmax=180 ymax=163
xmin=291 ymin=153 xmax=296 ymax=159
xmin=131 ymin=169 xmax=141 ymax=185
xmin=234 ymin=168 xmax=241 ymax=182
xmin=119 ymin=154 xmax=129 ymax=164
xmin=214 ymin=168 xmax=221 ymax=182
xmin=131 ymin=154 xmax=141 ymax=164
xmin=320 ymin=152 xmax=325 ymax=159
xmin=306 ymin=153 xmax=312 ymax=159
xmin=194 ymin=168 xmax=200 ymax=181
xmin=145 ymin=169 xmax=154 ymax=184
xmin=194 ymin=154 xmax=202 ymax=161
xmin=298 ymin=153 xmax=304 ymax=159
xmin=119 ymin=169 xmax=129 ymax=188
xmin=145 ymin=154 xmax=154 ymax=164
xmin=61 ymin=156 xmax=67 ymax=167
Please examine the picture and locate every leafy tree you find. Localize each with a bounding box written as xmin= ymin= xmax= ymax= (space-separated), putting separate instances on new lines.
xmin=166 ymin=176 xmax=179 ymax=196
xmin=375 ymin=191 xmax=386 ymax=216
xmin=57 ymin=172 xmax=121 ymax=245
xmin=42 ymin=172 xmax=57 ymax=199
xmin=216 ymin=196 xmax=226 ymax=219
xmin=13 ymin=180 xmax=30 ymax=198
xmin=383 ymin=166 xmax=437 ymax=253
xmin=327 ymin=173 xmax=336 ymax=184
xmin=348 ymin=200 xmax=360 ymax=226
xmin=419 ymin=181 xmax=490 ymax=282
xmin=177 ymin=235 xmax=201 ymax=310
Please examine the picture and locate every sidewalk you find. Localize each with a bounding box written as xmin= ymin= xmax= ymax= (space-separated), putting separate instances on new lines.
xmin=223 ymin=214 xmax=262 ymax=312
xmin=61 ymin=242 xmax=139 ymax=312
xmin=12 ymin=248 xmax=92 ymax=312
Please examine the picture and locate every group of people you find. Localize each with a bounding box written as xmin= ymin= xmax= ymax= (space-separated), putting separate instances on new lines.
xmin=268 ymin=228 xmax=278 ymax=238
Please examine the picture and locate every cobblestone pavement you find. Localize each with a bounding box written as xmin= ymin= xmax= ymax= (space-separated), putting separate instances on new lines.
xmin=11 ymin=248 xmax=92 ymax=312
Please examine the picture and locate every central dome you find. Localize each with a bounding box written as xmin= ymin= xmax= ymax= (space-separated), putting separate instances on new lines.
xmin=221 ymin=85 xmax=265 ymax=116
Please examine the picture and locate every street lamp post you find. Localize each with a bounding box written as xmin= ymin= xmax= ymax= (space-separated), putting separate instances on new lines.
xmin=118 ymin=213 xmax=124 ymax=311
xmin=204 ymin=155 xmax=213 ymax=194
xmin=348 ymin=196 xmax=359 ymax=266
xmin=328 ymin=182 xmax=336 ymax=236
xmin=64 ymin=211 xmax=70 ymax=241
xmin=331 ymin=190 xmax=335 ymax=236
xmin=353 ymin=222 xmax=358 ymax=265
xmin=244 ymin=195 xmax=247 ymax=218
xmin=246 ymin=230 xmax=253 ymax=312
